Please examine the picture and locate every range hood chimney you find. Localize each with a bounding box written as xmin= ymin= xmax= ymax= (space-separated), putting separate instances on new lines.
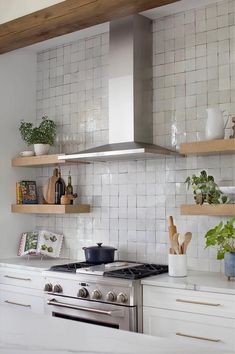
xmin=59 ymin=15 xmax=177 ymax=162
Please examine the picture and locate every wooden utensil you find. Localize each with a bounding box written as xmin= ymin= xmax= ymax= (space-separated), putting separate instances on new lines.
xmin=172 ymin=233 xmax=180 ymax=255
xmin=42 ymin=168 xmax=58 ymax=204
xmin=168 ymin=216 xmax=177 ymax=242
xmin=178 ymin=233 xmax=185 ymax=254
xmin=168 ymin=216 xmax=178 ymax=254
xmin=183 ymin=232 xmax=192 ymax=254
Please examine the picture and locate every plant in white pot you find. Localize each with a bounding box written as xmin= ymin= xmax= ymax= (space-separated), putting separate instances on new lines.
xmin=205 ymin=217 xmax=235 ymax=280
xmin=19 ymin=115 xmax=56 ymax=156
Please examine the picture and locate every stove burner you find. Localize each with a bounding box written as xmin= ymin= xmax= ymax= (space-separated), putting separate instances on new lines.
xmin=104 ymin=263 xmax=168 ymax=280
xmin=49 ymin=262 xmax=98 ymax=273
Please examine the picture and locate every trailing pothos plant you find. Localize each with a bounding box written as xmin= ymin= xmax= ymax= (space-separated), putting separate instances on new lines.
xmin=205 ymin=217 xmax=235 ymax=259
xmin=185 ymin=170 xmax=228 ymax=205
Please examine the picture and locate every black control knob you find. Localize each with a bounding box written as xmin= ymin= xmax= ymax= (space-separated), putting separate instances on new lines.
xmin=117 ymin=292 xmax=128 ymax=303
xmin=44 ymin=283 xmax=53 ymax=292
xmin=77 ymin=287 xmax=89 ymax=298
xmin=106 ymin=291 xmax=117 ymax=302
xmin=91 ymin=289 xmax=102 ymax=300
xmin=53 ymin=284 xmax=63 ymax=293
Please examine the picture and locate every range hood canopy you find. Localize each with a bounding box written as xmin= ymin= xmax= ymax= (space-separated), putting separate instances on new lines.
xmin=59 ymin=15 xmax=177 ymax=163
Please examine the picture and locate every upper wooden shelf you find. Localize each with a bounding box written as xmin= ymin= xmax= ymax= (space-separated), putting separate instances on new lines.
xmin=11 ymin=204 xmax=90 ymax=214
xmin=11 ymin=154 xmax=87 ymax=167
xmin=181 ymin=204 xmax=235 ymax=216
xmin=180 ymin=139 xmax=235 ymax=155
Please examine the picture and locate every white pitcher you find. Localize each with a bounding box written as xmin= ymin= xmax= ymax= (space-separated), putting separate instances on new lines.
xmin=205 ymin=108 xmax=226 ymax=140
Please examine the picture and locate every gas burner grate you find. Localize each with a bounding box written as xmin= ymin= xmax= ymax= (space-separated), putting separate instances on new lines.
xmin=104 ymin=263 xmax=168 ymax=280
xmin=49 ymin=262 xmax=96 ymax=273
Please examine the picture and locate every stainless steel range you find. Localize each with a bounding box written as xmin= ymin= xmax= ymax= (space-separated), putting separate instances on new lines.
xmin=43 ymin=261 xmax=168 ymax=332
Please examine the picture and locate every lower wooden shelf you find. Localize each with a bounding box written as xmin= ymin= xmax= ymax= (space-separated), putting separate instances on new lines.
xmin=11 ymin=204 xmax=90 ymax=214
xmin=181 ymin=204 xmax=235 ymax=216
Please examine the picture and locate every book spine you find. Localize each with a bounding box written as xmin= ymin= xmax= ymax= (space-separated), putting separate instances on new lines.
xmin=16 ymin=182 xmax=22 ymax=204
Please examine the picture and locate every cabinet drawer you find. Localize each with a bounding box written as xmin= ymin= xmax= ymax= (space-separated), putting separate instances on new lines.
xmin=143 ymin=307 xmax=235 ymax=351
xmin=0 ymin=268 xmax=42 ymax=290
xmin=0 ymin=288 xmax=44 ymax=314
xmin=143 ymin=285 xmax=235 ymax=319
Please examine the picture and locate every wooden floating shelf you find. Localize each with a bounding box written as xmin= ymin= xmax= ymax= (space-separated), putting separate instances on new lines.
xmin=181 ymin=204 xmax=235 ymax=216
xmin=180 ymin=139 xmax=235 ymax=155
xmin=12 ymin=154 xmax=88 ymax=167
xmin=11 ymin=204 xmax=90 ymax=214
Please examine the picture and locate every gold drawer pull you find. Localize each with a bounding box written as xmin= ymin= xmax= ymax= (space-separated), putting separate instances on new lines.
xmin=4 ymin=275 xmax=31 ymax=281
xmin=4 ymin=300 xmax=31 ymax=308
xmin=176 ymin=299 xmax=221 ymax=307
xmin=176 ymin=332 xmax=221 ymax=343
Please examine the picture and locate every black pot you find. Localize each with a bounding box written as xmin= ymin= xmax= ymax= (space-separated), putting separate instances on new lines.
xmin=83 ymin=243 xmax=117 ymax=264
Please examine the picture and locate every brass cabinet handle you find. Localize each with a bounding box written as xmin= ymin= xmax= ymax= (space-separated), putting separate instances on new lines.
xmin=176 ymin=332 xmax=221 ymax=342
xmin=176 ymin=298 xmax=221 ymax=307
xmin=4 ymin=300 xmax=31 ymax=308
xmin=4 ymin=275 xmax=31 ymax=281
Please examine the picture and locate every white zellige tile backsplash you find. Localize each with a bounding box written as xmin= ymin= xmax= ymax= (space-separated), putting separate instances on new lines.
xmin=36 ymin=0 xmax=235 ymax=272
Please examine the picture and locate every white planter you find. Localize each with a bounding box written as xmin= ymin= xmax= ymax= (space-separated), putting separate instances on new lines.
xmin=34 ymin=144 xmax=50 ymax=156
xmin=168 ymin=254 xmax=187 ymax=277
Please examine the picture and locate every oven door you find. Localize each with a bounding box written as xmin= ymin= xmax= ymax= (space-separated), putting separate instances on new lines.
xmin=45 ymin=295 xmax=137 ymax=332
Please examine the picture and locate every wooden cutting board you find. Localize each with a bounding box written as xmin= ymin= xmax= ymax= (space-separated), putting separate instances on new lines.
xmin=43 ymin=168 xmax=58 ymax=204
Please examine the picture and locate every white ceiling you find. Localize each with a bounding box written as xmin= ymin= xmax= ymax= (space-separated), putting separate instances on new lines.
xmin=0 ymin=0 xmax=64 ymax=24
xmin=28 ymin=0 xmax=224 ymax=53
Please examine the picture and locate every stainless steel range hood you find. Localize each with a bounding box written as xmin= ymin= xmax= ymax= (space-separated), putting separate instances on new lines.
xmin=59 ymin=15 xmax=177 ymax=163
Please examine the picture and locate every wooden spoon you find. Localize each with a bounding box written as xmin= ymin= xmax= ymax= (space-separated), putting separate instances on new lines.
xmin=183 ymin=232 xmax=192 ymax=254
xmin=178 ymin=233 xmax=185 ymax=254
xmin=172 ymin=233 xmax=180 ymax=255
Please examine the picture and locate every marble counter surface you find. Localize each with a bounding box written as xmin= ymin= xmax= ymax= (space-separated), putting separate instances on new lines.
xmin=141 ymin=270 xmax=235 ymax=295
xmin=0 ymin=257 xmax=79 ymax=272
xmin=0 ymin=306 xmax=232 ymax=354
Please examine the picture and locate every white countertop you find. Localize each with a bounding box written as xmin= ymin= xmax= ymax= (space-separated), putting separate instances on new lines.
xmin=0 ymin=257 xmax=78 ymax=272
xmin=0 ymin=306 xmax=231 ymax=354
xmin=0 ymin=259 xmax=234 ymax=295
xmin=141 ymin=270 xmax=235 ymax=295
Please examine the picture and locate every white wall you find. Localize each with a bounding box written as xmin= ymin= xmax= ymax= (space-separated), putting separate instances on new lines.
xmin=0 ymin=49 xmax=37 ymax=258
xmin=0 ymin=0 xmax=64 ymax=24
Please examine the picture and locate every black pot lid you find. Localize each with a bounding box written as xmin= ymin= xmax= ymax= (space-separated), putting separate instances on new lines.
xmin=83 ymin=243 xmax=117 ymax=251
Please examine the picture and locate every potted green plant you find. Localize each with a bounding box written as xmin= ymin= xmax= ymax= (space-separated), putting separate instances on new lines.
xmin=205 ymin=217 xmax=235 ymax=280
xmin=19 ymin=115 xmax=56 ymax=156
xmin=185 ymin=170 xmax=228 ymax=205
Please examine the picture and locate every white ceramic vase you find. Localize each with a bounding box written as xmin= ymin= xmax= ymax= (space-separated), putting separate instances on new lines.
xmin=34 ymin=144 xmax=50 ymax=156
xmin=205 ymin=108 xmax=225 ymax=140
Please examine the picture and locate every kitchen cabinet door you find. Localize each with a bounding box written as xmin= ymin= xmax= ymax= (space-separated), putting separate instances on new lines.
xmin=143 ymin=307 xmax=235 ymax=351
xmin=143 ymin=285 xmax=235 ymax=319
xmin=0 ymin=268 xmax=43 ymax=290
xmin=0 ymin=286 xmax=44 ymax=314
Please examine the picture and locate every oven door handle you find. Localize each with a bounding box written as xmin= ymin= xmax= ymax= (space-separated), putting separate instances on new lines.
xmin=47 ymin=298 xmax=124 ymax=318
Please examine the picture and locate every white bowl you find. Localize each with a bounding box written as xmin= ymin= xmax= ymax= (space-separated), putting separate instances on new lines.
xmin=219 ymin=186 xmax=235 ymax=194
xmin=19 ymin=151 xmax=34 ymax=157
xmin=219 ymin=186 xmax=235 ymax=202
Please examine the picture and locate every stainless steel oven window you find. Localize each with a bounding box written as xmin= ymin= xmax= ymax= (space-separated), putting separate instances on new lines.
xmin=52 ymin=312 xmax=120 ymax=329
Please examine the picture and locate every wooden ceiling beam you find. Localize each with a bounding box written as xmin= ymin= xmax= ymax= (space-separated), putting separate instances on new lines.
xmin=0 ymin=0 xmax=179 ymax=54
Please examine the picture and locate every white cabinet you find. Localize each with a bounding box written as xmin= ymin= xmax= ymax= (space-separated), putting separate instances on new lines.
xmin=0 ymin=267 xmax=44 ymax=314
xmin=143 ymin=285 xmax=235 ymax=352
xmin=143 ymin=286 xmax=235 ymax=319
